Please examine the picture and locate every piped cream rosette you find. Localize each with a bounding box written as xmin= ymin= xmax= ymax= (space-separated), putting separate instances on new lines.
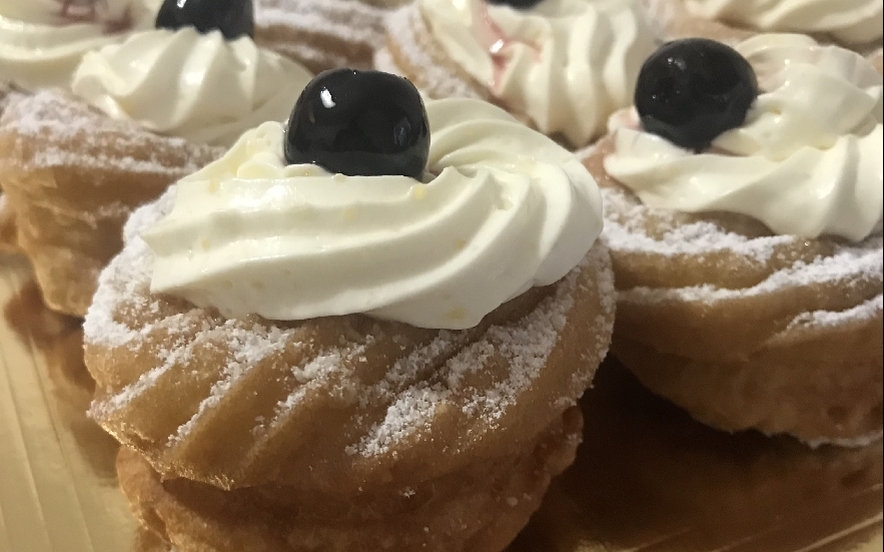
xmin=683 ymin=0 xmax=883 ymax=46
xmin=387 ymin=0 xmax=655 ymax=148
xmin=605 ymin=34 xmax=883 ymax=241
xmin=72 ymin=26 xmax=314 ymax=147
xmin=143 ymin=98 xmax=603 ymax=329
xmin=0 ymin=0 xmax=161 ymax=90
xmin=588 ymin=34 xmax=883 ymax=445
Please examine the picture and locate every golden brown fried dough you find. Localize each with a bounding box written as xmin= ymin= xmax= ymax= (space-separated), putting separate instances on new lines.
xmin=85 ymin=187 xmax=616 ymax=551
xmin=0 ymin=90 xmax=222 ymax=316
xmin=85 ymin=189 xmax=615 ymax=489
xmin=583 ymin=137 xmax=883 ymax=446
xmin=118 ymin=408 xmax=582 ymax=552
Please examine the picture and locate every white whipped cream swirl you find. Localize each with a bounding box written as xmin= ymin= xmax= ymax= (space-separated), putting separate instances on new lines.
xmin=0 ymin=0 xmax=159 ymax=90
xmin=71 ymin=27 xmax=313 ymax=147
xmin=143 ymin=98 xmax=603 ymax=329
xmin=419 ymin=0 xmax=655 ymax=148
xmin=685 ymin=0 xmax=883 ymax=45
xmin=605 ymin=34 xmax=883 ymax=242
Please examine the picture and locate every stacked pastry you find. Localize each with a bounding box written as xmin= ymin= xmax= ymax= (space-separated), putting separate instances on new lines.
xmin=376 ymin=0 xmax=657 ymax=149
xmin=0 ymin=0 xmax=881 ymax=550
xmin=0 ymin=0 xmax=316 ymax=315
xmin=0 ymin=0 xmax=161 ymax=254
xmin=584 ymin=34 xmax=883 ymax=446
xmin=0 ymin=0 xmax=395 ymax=316
xmin=83 ymin=71 xmax=616 ymax=551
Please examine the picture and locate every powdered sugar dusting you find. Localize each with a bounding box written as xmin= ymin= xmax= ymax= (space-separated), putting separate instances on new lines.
xmin=355 ymin=387 xmax=444 ymax=457
xmin=787 ymin=295 xmax=883 ymax=331
xmin=600 ymin=179 xmax=883 ymax=329
xmin=257 ymin=0 xmax=385 ymax=47
xmin=84 ymin=188 xmax=177 ymax=348
xmin=1 ymin=90 xmax=220 ymax=175
xmin=619 ymin=235 xmax=882 ymax=304
xmin=262 ymin=343 xmax=373 ymax=436
xmin=254 ymin=0 xmax=386 ymax=71
xmin=169 ymin=325 xmax=295 ymax=445
xmin=96 ymin=340 xmax=189 ymax=417
xmin=84 ymin=185 xmax=614 ymax=474
xmin=602 ymin=186 xmax=794 ymax=262
xmin=453 ymin=297 xmax=571 ymax=420
xmin=351 ymin=247 xmax=614 ymax=458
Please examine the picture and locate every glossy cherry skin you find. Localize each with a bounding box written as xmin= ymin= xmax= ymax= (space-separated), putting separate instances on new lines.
xmin=487 ymin=0 xmax=544 ymax=8
xmin=285 ymin=69 xmax=430 ymax=180
xmin=155 ymin=0 xmax=254 ymax=40
xmin=635 ymin=38 xmax=758 ymax=150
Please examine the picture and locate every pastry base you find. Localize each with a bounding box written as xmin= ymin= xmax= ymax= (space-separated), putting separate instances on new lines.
xmin=583 ymin=138 xmax=883 ymax=446
xmin=0 ymin=259 xmax=881 ymax=552
xmin=117 ymin=408 xmax=582 ymax=552
xmin=0 ymin=90 xmax=221 ymax=317
xmin=84 ymin=189 xmax=617 ymax=494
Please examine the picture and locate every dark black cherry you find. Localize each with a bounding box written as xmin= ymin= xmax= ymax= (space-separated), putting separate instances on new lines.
xmin=156 ymin=0 xmax=254 ymax=40
xmin=635 ymin=38 xmax=758 ymax=150
xmin=285 ymin=69 xmax=430 ymax=180
xmin=487 ymin=0 xmax=544 ymax=8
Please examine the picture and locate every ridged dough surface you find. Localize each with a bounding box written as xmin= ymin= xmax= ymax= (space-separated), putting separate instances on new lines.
xmin=117 ymin=407 xmax=583 ymax=552
xmin=84 ymin=188 xmax=617 ymax=493
xmin=0 ymin=90 xmax=222 ymax=316
xmin=583 ymin=138 xmax=883 ymax=445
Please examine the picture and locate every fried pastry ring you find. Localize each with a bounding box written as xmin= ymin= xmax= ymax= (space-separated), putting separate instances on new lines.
xmin=84 ymin=183 xmax=615 ymax=550
xmin=117 ymin=407 xmax=581 ymax=552
xmin=583 ymin=138 xmax=883 ymax=446
xmin=85 ymin=187 xmax=615 ymax=489
xmin=0 ymin=90 xmax=222 ymax=316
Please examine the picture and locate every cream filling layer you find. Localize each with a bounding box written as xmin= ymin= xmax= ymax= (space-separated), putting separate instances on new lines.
xmin=420 ymin=0 xmax=655 ymax=147
xmin=71 ymin=27 xmax=313 ymax=147
xmin=0 ymin=0 xmax=159 ymax=89
xmin=605 ymin=34 xmax=883 ymax=241
xmin=144 ymin=98 xmax=603 ymax=329
xmin=685 ymin=0 xmax=883 ymax=45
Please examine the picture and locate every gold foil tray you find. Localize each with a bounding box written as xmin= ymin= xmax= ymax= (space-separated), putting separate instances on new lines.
xmin=1 ymin=256 xmax=881 ymax=552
